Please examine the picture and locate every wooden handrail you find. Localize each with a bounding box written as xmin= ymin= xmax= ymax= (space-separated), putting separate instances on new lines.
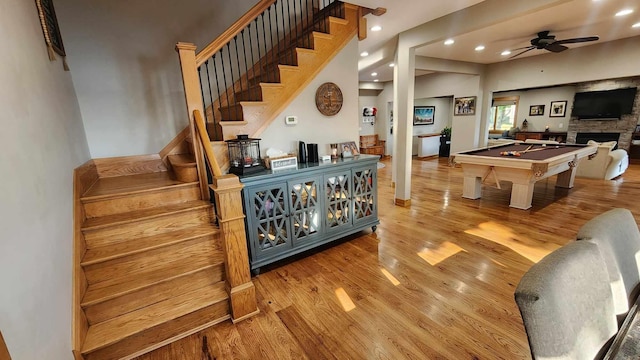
xmin=193 ymin=109 xmax=223 ymax=177
xmin=195 ymin=0 xmax=276 ymax=67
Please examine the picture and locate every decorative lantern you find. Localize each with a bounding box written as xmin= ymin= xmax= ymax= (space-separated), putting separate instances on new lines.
xmin=226 ymin=134 xmax=265 ymax=176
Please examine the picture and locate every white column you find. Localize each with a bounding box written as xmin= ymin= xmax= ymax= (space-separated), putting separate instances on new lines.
xmin=393 ymin=42 xmax=415 ymax=205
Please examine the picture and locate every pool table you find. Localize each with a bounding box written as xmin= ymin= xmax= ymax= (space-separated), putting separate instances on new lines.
xmin=452 ymin=143 xmax=597 ymax=209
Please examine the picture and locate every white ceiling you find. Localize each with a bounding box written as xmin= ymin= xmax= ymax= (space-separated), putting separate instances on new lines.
xmin=352 ymin=0 xmax=640 ymax=83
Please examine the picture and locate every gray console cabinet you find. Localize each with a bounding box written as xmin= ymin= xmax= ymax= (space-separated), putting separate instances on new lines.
xmin=240 ymin=155 xmax=379 ymax=272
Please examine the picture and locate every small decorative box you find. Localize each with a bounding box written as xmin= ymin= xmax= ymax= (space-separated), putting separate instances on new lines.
xmin=268 ymin=155 xmax=298 ymax=171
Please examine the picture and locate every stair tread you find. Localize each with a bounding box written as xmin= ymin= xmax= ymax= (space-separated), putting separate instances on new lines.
xmin=313 ymin=31 xmax=334 ymax=40
xmin=82 ymin=200 xmax=211 ymax=231
xmin=82 ymin=224 xmax=217 ymax=265
xmin=84 ymin=266 xmax=222 ymax=325
xmin=83 ymin=302 xmax=230 ymax=360
xmin=167 ymin=154 xmax=196 ymax=167
xmin=278 ymin=64 xmax=299 ymax=71
xmin=220 ymin=101 xmax=267 ymax=110
xmin=82 ymin=282 xmax=228 ymax=354
xmin=82 ymin=172 xmax=187 ymax=199
xmin=259 ymin=83 xmax=284 ymax=89
xmin=82 ymin=255 xmax=223 ymax=307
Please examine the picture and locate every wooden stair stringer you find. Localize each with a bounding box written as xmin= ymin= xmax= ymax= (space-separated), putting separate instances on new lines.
xmin=219 ymin=7 xmax=358 ymax=140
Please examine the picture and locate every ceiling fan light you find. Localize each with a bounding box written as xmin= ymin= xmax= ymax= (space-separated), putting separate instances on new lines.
xmin=501 ymin=50 xmax=511 ymax=56
xmin=475 ymin=45 xmax=485 ymax=51
xmin=615 ymin=9 xmax=633 ymax=17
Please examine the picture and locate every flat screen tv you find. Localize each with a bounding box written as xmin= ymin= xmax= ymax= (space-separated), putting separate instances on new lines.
xmin=571 ymin=87 xmax=637 ymax=119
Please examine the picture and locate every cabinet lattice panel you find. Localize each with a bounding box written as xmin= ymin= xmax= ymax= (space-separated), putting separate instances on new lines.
xmin=326 ymin=174 xmax=351 ymax=229
xmin=353 ymin=168 xmax=375 ymax=219
xmin=252 ymin=187 xmax=288 ymax=250
xmin=290 ymin=180 xmax=319 ymax=240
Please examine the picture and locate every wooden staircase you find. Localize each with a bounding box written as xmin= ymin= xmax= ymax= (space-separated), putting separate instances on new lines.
xmin=216 ymin=5 xmax=358 ymax=140
xmin=76 ymin=169 xmax=230 ymax=360
xmin=177 ymin=2 xmax=360 ymax=171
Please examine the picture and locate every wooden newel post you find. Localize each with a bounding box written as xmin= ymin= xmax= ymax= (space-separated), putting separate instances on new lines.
xmin=176 ymin=42 xmax=209 ymax=201
xmin=210 ymin=175 xmax=259 ymax=322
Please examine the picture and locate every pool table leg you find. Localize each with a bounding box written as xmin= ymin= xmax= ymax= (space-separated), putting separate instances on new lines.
xmin=510 ymin=182 xmax=535 ymax=210
xmin=462 ymin=175 xmax=482 ymax=199
xmin=556 ymin=168 xmax=576 ymax=188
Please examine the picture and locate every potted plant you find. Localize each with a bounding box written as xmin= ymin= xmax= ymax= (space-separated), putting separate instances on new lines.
xmin=439 ymin=127 xmax=451 ymax=157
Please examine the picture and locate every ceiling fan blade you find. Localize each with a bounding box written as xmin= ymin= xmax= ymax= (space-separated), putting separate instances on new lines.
xmin=545 ymin=43 xmax=568 ymax=52
xmin=510 ymin=47 xmax=535 ymax=59
xmin=511 ymin=45 xmax=535 ymax=51
xmin=555 ymin=36 xmax=599 ymax=45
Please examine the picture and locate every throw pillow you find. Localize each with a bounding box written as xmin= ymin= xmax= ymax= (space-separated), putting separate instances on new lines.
xmin=587 ymin=140 xmax=617 ymax=149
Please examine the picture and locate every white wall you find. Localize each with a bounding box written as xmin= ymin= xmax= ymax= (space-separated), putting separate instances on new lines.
xmin=56 ymin=0 xmax=258 ymax=158
xmin=0 ymin=0 xmax=89 ymax=358
xmin=413 ymin=73 xmax=482 ymax=153
xmin=495 ymin=86 xmax=576 ymax=132
xmin=259 ymin=37 xmax=360 ymax=158
xmin=413 ymin=97 xmax=451 ymax=135
xmin=412 ymin=97 xmax=451 ymax=155
xmin=382 ymin=37 xmax=640 ymax=151
xmin=485 ymin=37 xmax=640 ymax=93
xmin=479 ymin=36 xmax=640 ymax=145
xmin=358 ymin=91 xmax=380 ymax=136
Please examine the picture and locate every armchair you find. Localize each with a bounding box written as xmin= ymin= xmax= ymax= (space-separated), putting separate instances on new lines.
xmin=576 ymin=140 xmax=629 ymax=180
xmin=359 ymin=135 xmax=386 ymax=158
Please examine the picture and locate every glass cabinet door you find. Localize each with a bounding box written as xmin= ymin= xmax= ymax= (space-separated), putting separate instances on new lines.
xmin=288 ymin=177 xmax=322 ymax=246
xmin=324 ymin=170 xmax=352 ymax=234
xmin=352 ymin=164 xmax=377 ymax=226
xmin=245 ymin=184 xmax=291 ymax=259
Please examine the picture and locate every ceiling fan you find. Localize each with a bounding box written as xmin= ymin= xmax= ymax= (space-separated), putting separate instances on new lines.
xmin=510 ymin=30 xmax=599 ymax=59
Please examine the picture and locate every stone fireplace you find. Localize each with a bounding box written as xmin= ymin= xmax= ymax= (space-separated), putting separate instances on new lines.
xmin=575 ymin=132 xmax=620 ymax=147
xmin=566 ymin=77 xmax=640 ymax=151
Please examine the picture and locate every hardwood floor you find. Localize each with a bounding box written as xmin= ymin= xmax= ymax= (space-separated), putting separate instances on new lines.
xmin=136 ymin=157 xmax=640 ymax=360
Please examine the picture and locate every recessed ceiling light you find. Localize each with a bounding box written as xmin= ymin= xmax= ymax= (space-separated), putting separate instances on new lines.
xmin=501 ymin=50 xmax=511 ymax=56
xmin=389 ymin=63 xmax=395 ymax=67
xmin=615 ymin=9 xmax=633 ymax=17
xmin=633 ymin=22 xmax=640 ymax=28
xmin=373 ymin=79 xmax=379 ymax=82
xmin=371 ymin=72 xmax=378 ymax=76
xmin=370 ymin=25 xmax=382 ymax=32
xmin=360 ymin=51 xmax=369 ymax=57
xmin=444 ymin=39 xmax=455 ymax=45
xmin=475 ymin=45 xmax=485 ymax=51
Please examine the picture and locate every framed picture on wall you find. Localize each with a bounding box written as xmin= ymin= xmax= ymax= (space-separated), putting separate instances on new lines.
xmin=413 ymin=106 xmax=435 ymax=125
xmin=454 ymin=96 xmax=476 ymax=116
xmin=529 ymin=105 xmax=545 ymax=116
xmin=550 ymin=100 xmax=568 ymax=117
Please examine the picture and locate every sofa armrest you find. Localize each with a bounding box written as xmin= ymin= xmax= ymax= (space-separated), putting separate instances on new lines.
xmin=604 ymin=149 xmax=629 ymax=180
xmin=576 ymin=146 xmax=611 ymax=179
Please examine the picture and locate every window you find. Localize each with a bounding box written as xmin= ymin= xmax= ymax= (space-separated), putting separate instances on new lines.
xmin=489 ymin=96 xmax=519 ymax=131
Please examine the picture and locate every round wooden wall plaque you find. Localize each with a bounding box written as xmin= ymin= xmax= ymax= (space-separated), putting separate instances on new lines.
xmin=315 ymin=82 xmax=343 ymax=116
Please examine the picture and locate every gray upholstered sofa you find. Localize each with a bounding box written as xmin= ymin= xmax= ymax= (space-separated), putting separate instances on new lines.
xmin=515 ymin=208 xmax=640 ymax=359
